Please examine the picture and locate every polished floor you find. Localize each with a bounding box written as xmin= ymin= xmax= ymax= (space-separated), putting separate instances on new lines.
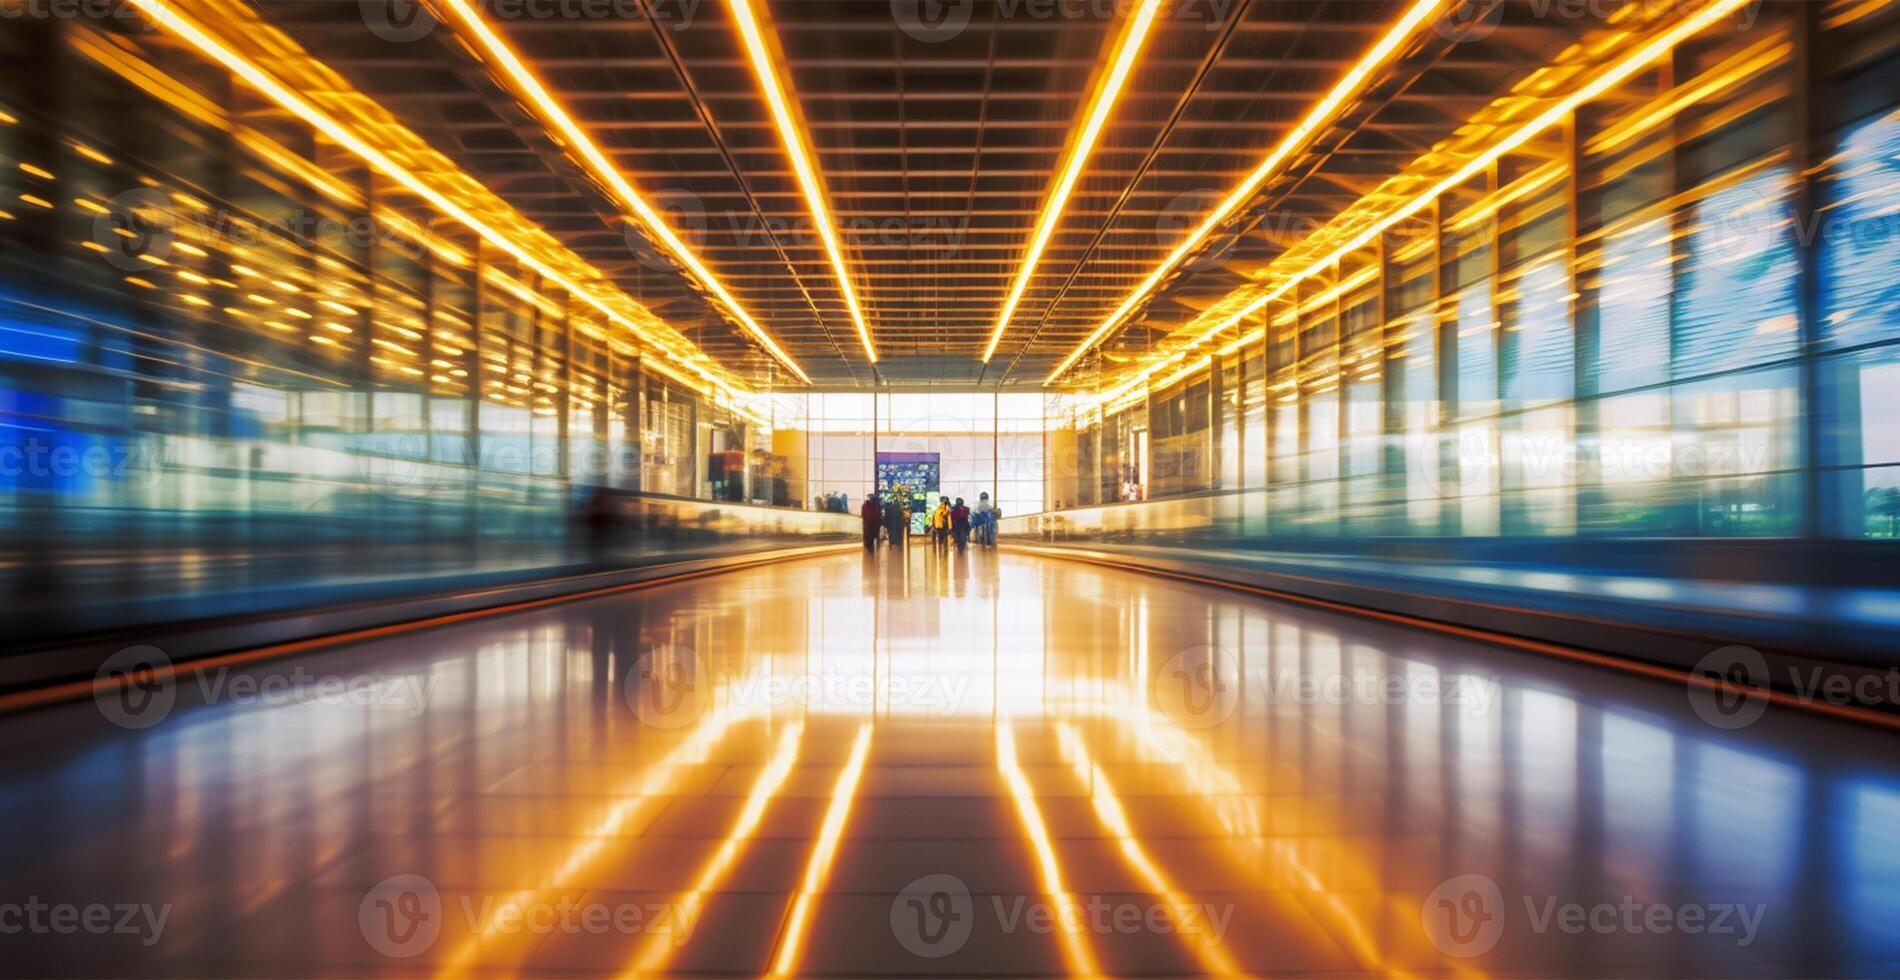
xmin=2 ymin=546 xmax=1898 ymax=976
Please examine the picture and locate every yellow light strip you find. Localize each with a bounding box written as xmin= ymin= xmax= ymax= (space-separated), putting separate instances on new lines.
xmin=628 ymin=721 xmax=806 ymax=976
xmin=125 ymin=0 xmax=762 ymax=404
xmin=1045 ymin=0 xmax=1450 ymax=383
xmin=996 ymin=721 xmax=1100 ymax=976
xmin=727 ymin=0 xmax=878 ymax=365
xmin=1057 ymin=722 xmax=1241 ymax=976
xmin=768 ymin=722 xmax=874 ymax=976
xmin=981 ymin=0 xmax=1163 ymax=363
xmin=432 ymin=0 xmax=811 ymax=383
xmin=1584 ymin=33 xmax=1790 ymax=156
xmin=1088 ymin=0 xmax=1755 ymax=405
xmin=1445 ymin=160 xmax=1566 ymax=232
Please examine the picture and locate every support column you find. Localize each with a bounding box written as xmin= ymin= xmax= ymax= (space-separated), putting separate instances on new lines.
xmin=464 ymin=240 xmax=485 ymax=547
xmin=558 ymin=291 xmax=573 ymax=481
xmin=1566 ymin=110 xmax=1594 ymax=535
xmin=1790 ymin=0 xmax=1825 ymax=539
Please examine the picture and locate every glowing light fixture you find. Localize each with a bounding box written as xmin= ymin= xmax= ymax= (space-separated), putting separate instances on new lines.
xmin=769 ymin=723 xmax=874 ymax=976
xmin=1045 ymin=0 xmax=1450 ymax=384
xmin=981 ymin=0 xmax=1163 ymax=364
xmin=431 ymin=0 xmax=810 ymax=382
xmin=725 ymin=0 xmax=878 ymax=365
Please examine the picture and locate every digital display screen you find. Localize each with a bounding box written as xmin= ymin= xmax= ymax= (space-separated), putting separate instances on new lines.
xmin=875 ymin=452 xmax=939 ymax=533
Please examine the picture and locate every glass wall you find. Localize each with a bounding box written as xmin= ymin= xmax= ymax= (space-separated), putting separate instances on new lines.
xmin=795 ymin=392 xmax=1053 ymax=518
xmin=1036 ymin=4 xmax=1900 ymax=545
xmin=0 ymin=14 xmax=853 ymax=646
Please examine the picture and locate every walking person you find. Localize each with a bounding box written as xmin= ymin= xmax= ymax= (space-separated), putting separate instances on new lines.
xmin=951 ymin=497 xmax=971 ymax=551
xmin=932 ymin=496 xmax=951 ymax=548
xmin=860 ymin=490 xmax=883 ymax=551
xmin=883 ymin=491 xmax=906 ymax=548
xmin=974 ymin=492 xmax=996 ymax=547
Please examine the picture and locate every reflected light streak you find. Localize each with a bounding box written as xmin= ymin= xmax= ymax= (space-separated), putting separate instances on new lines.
xmin=996 ymin=721 xmax=1100 ymax=976
xmin=433 ymin=702 xmax=759 ymax=976
xmin=1045 ymin=0 xmax=1450 ymax=383
xmin=769 ymin=722 xmax=874 ymax=976
xmin=727 ymin=0 xmax=877 ymax=365
xmin=1055 ymin=722 xmax=1241 ymax=976
xmin=1095 ymin=699 xmax=1429 ymax=978
xmin=1084 ymin=0 xmax=1756 ymax=404
xmin=626 ymin=721 xmax=806 ymax=976
xmin=433 ymin=0 xmax=811 ymax=382
xmin=981 ymin=0 xmax=1162 ymax=363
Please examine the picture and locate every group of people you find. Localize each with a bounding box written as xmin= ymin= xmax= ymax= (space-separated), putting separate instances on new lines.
xmin=858 ymin=490 xmax=1000 ymax=552
xmin=816 ymin=491 xmax=852 ymax=513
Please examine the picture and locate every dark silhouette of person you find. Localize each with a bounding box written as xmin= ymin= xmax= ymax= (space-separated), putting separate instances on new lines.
xmin=860 ymin=491 xmax=883 ymax=551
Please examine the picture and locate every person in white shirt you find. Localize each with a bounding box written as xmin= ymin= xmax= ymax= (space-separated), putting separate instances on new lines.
xmin=975 ymin=492 xmax=997 ymax=547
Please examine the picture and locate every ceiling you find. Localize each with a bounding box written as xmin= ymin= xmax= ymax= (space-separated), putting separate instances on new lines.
xmin=259 ymin=0 xmax=1597 ymax=390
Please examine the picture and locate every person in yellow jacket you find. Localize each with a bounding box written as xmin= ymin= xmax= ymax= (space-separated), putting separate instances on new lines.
xmin=931 ymin=496 xmax=952 ymax=547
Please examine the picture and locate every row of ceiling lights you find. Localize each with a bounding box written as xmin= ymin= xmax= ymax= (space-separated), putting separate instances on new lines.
xmin=127 ymin=0 xmax=1763 ymax=408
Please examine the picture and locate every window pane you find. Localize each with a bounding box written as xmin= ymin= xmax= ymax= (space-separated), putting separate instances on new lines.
xmin=1595 ymin=217 xmax=1671 ymax=393
xmin=1673 ymin=168 xmax=1800 ymax=379
xmin=1820 ymin=109 xmax=1900 ymax=349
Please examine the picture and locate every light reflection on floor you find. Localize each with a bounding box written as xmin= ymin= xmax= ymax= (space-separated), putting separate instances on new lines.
xmin=1 ymin=547 xmax=1898 ymax=976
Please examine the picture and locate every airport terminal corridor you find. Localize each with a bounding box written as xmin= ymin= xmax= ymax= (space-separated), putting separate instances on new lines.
xmin=4 ymin=0 xmax=1900 ymax=975
xmin=2 ymin=550 xmax=1896 ymax=976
